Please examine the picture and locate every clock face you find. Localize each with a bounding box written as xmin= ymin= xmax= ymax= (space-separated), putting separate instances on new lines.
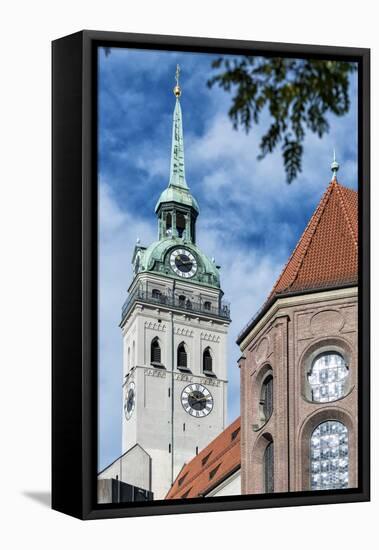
xmin=170 ymin=248 xmax=197 ymax=278
xmin=181 ymin=384 xmax=213 ymax=417
xmin=124 ymin=382 xmax=135 ymax=420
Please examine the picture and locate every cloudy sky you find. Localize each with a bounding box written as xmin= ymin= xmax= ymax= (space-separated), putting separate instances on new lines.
xmin=98 ymin=47 xmax=358 ymax=470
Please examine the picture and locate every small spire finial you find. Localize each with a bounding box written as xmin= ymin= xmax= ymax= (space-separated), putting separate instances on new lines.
xmin=331 ymin=149 xmax=339 ymax=181
xmin=173 ymin=64 xmax=181 ymax=97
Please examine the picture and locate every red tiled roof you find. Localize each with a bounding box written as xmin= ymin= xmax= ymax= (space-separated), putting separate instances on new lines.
xmin=165 ymin=417 xmax=241 ymax=499
xmin=269 ymin=179 xmax=358 ymax=297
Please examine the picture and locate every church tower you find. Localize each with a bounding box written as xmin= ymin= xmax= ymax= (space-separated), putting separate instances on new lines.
xmin=120 ymin=67 xmax=231 ymax=500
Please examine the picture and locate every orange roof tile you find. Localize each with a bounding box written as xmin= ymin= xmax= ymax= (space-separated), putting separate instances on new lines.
xmin=269 ymin=179 xmax=358 ymax=297
xmin=237 ymin=179 xmax=358 ymax=345
xmin=165 ymin=417 xmax=241 ymax=499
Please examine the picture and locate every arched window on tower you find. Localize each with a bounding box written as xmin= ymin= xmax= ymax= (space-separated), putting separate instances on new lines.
xmin=176 ymin=211 xmax=186 ymax=238
xmin=165 ymin=213 xmax=172 ymax=236
xmin=310 ymin=420 xmax=349 ymax=490
xmin=308 ymin=352 xmax=349 ymax=402
xmin=177 ymin=342 xmax=190 ymax=372
xmin=151 ymin=337 xmax=162 ymax=367
xmin=260 ymin=373 xmax=273 ymax=422
xmin=203 ymin=301 xmax=211 ymax=311
xmin=203 ymin=347 xmax=215 ymax=377
xmin=178 ymin=294 xmax=186 ymax=307
xmin=263 ymin=440 xmax=274 ymax=493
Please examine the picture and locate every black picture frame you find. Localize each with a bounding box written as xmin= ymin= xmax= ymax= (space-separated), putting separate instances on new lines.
xmin=52 ymin=30 xmax=370 ymax=520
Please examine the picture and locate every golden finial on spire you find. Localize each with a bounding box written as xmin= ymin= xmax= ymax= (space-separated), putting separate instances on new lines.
xmin=173 ymin=64 xmax=181 ymax=97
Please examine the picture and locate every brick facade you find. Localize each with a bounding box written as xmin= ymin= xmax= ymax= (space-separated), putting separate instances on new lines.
xmin=239 ymin=288 xmax=358 ymax=494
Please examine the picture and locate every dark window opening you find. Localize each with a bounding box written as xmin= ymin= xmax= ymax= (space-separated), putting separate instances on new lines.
xmin=165 ymin=212 xmax=172 ymax=236
xmin=169 ymin=443 xmax=171 ymax=453
xmin=176 ymin=211 xmax=186 ymax=238
xmin=209 ymin=464 xmax=221 ymax=480
xmin=201 ymin=452 xmax=212 ymax=466
xmin=177 ymin=343 xmax=188 ymax=369
xmin=231 ymin=427 xmax=240 ymax=441
xmin=152 ymin=288 xmax=162 ymax=300
xmin=196 ymin=446 xmax=199 ymax=455
xmin=178 ymin=294 xmax=186 ymax=307
xmin=264 ymin=441 xmax=274 ymax=493
xmin=203 ymin=301 xmax=211 ymax=311
xmin=151 ymin=338 xmax=162 ymax=366
xmin=203 ymin=347 xmax=213 ymax=373
xmin=183 ymin=423 xmax=185 ymax=432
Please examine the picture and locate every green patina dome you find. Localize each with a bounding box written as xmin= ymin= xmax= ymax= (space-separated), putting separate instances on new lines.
xmin=138 ymin=237 xmax=220 ymax=288
xmin=155 ymin=185 xmax=199 ymax=214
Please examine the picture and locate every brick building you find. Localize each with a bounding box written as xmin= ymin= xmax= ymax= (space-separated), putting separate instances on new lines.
xmin=237 ymin=171 xmax=358 ymax=494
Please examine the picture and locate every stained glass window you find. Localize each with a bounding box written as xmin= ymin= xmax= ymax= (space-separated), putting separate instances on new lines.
xmin=308 ymin=352 xmax=348 ymax=402
xmin=310 ymin=420 xmax=349 ymax=490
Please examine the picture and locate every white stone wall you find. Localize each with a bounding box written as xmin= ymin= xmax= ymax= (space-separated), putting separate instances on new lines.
xmin=206 ymin=469 xmax=241 ymax=497
xmin=120 ymin=273 xmax=231 ymax=500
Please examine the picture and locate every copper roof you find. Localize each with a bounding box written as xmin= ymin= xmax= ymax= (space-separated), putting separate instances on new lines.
xmin=165 ymin=417 xmax=241 ymax=499
xmin=269 ymin=179 xmax=358 ymax=296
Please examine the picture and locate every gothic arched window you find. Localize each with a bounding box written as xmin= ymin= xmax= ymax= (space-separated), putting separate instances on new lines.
xmin=151 ymin=338 xmax=161 ymax=365
xmin=308 ymin=352 xmax=349 ymax=402
xmin=260 ymin=374 xmax=273 ymax=422
xmin=264 ymin=441 xmax=274 ymax=493
xmin=203 ymin=347 xmax=213 ymax=373
xmin=310 ymin=420 xmax=349 ymax=490
xmin=177 ymin=342 xmax=188 ymax=369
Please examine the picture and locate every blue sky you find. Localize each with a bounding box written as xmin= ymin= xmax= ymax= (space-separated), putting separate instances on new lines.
xmin=98 ymin=47 xmax=358 ymax=470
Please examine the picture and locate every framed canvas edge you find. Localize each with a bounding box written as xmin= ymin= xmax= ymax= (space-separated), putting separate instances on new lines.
xmin=52 ymin=30 xmax=370 ymax=520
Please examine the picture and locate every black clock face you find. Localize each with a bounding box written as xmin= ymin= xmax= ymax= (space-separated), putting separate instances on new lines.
xmin=170 ymin=249 xmax=197 ymax=278
xmin=124 ymin=382 xmax=135 ymax=420
xmin=126 ymin=389 xmax=134 ymax=412
xmin=181 ymin=384 xmax=213 ymax=417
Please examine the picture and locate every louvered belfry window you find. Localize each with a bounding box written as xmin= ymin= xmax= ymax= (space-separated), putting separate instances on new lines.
xmin=203 ymin=348 xmax=213 ymax=372
xmin=151 ymin=338 xmax=161 ymax=364
xmin=264 ymin=441 xmax=274 ymax=493
xmin=177 ymin=343 xmax=187 ymax=368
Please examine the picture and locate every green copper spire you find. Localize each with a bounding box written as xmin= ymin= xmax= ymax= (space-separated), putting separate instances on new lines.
xmin=155 ymin=65 xmax=199 ymax=214
xmin=169 ymin=65 xmax=188 ymax=189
